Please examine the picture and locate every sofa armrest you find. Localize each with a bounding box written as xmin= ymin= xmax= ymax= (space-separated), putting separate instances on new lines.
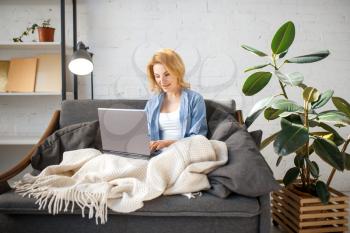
xmin=0 ymin=111 xmax=60 ymax=190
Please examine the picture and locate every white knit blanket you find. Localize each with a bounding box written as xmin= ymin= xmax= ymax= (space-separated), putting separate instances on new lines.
xmin=15 ymin=135 xmax=227 ymax=224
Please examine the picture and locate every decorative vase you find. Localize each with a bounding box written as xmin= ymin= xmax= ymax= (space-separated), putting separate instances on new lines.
xmin=272 ymin=183 xmax=349 ymax=233
xmin=38 ymin=27 xmax=55 ymax=42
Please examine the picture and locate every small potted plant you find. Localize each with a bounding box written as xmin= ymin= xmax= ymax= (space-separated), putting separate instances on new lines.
xmin=241 ymin=21 xmax=350 ymax=233
xmin=13 ymin=19 xmax=55 ymax=42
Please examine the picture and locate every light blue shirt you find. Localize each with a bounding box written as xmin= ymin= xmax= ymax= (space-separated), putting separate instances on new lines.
xmin=144 ymin=88 xmax=208 ymax=140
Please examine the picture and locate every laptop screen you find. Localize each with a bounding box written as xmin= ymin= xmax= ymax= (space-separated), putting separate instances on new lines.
xmin=98 ymin=108 xmax=151 ymax=156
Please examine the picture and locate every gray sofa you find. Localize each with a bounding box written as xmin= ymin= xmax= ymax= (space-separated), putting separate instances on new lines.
xmin=0 ymin=99 xmax=278 ymax=233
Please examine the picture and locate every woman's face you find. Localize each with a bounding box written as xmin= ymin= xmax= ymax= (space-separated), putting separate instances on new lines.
xmin=153 ymin=63 xmax=180 ymax=93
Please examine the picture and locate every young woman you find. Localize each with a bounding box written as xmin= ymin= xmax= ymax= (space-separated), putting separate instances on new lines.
xmin=145 ymin=48 xmax=207 ymax=152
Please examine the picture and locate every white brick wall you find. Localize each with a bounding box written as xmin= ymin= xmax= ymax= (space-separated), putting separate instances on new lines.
xmin=0 ymin=0 xmax=349 ymax=190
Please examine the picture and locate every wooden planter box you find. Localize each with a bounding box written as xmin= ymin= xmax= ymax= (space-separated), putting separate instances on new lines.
xmin=271 ymin=184 xmax=349 ymax=233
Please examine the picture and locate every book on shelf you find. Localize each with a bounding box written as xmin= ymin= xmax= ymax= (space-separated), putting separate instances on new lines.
xmin=0 ymin=60 xmax=10 ymax=92
xmin=5 ymin=57 xmax=38 ymax=92
xmin=35 ymin=53 xmax=61 ymax=93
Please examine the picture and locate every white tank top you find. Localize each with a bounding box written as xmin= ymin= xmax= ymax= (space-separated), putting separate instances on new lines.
xmin=159 ymin=107 xmax=182 ymax=140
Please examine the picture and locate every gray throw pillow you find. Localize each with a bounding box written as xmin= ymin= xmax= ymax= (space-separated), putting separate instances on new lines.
xmin=207 ymin=109 xmax=280 ymax=197
xmin=31 ymin=120 xmax=101 ymax=171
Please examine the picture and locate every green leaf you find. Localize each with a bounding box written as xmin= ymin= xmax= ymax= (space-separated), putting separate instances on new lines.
xmin=313 ymin=137 xmax=344 ymax=171
xmin=275 ymin=71 xmax=304 ymax=86
xmin=260 ymin=131 xmax=280 ymax=150
xmin=274 ymin=118 xmax=309 ymax=156
xmin=242 ymin=72 xmax=272 ymax=96
xmin=244 ymin=63 xmax=270 ymax=73
xmin=315 ymin=181 xmax=330 ymax=204
xmin=305 ymin=158 xmax=319 ymax=178
xmin=276 ymin=156 xmax=283 ymax=166
xmin=271 ymin=21 xmax=295 ymax=54
xmin=294 ymin=154 xmax=304 ymax=168
xmin=286 ymin=50 xmax=330 ymax=63
xmin=297 ymin=83 xmax=308 ymax=90
xmin=264 ymin=107 xmax=284 ymax=120
xmin=344 ymin=153 xmax=350 ymax=170
xmin=279 ymin=50 xmax=288 ymax=59
xmin=332 ymin=97 xmax=350 ymax=117
xmin=303 ymin=87 xmax=320 ymax=103
xmin=271 ymin=99 xmax=303 ymax=112
xmin=311 ymin=90 xmax=334 ymax=109
xmin=279 ymin=112 xmax=295 ymax=118
xmin=317 ymin=110 xmax=350 ymax=126
xmin=285 ymin=114 xmax=304 ymax=125
xmin=245 ymin=96 xmax=275 ymax=128
xmin=311 ymin=161 xmax=320 ymax=177
xmin=241 ymin=45 xmax=268 ymax=57
xmin=283 ymin=167 xmax=300 ymax=186
xmin=317 ymin=122 xmax=345 ymax=146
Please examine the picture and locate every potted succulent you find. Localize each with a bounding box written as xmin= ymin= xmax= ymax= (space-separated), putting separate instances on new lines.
xmin=13 ymin=19 xmax=55 ymax=42
xmin=241 ymin=21 xmax=350 ymax=233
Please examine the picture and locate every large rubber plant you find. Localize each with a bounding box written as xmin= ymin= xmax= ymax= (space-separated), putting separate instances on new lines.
xmin=241 ymin=21 xmax=350 ymax=204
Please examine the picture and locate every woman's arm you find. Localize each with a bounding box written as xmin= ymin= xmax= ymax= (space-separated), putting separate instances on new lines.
xmin=188 ymin=95 xmax=208 ymax=137
xmin=149 ymin=140 xmax=176 ymax=152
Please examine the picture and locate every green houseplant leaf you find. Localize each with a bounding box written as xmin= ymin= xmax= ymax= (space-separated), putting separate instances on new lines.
xmin=271 ymin=21 xmax=295 ymax=54
xmin=271 ymin=99 xmax=303 ymax=112
xmin=286 ymin=50 xmax=330 ymax=64
xmin=313 ymin=137 xmax=344 ymax=171
xmin=303 ymin=87 xmax=320 ymax=103
xmin=283 ymin=167 xmax=300 ymax=186
xmin=305 ymin=158 xmax=319 ymax=178
xmin=294 ymin=154 xmax=304 ymax=168
xmin=244 ymin=63 xmax=270 ymax=73
xmin=274 ymin=118 xmax=309 ymax=156
xmin=242 ymin=72 xmax=272 ymax=96
xmin=332 ymin=97 xmax=350 ymax=117
xmin=317 ymin=110 xmax=350 ymax=126
xmin=241 ymin=45 xmax=268 ymax=57
xmin=279 ymin=50 xmax=288 ymax=58
xmin=264 ymin=107 xmax=284 ymax=120
xmin=315 ymin=181 xmax=330 ymax=204
xmin=344 ymin=153 xmax=350 ymax=170
xmin=275 ymin=71 xmax=304 ymax=86
xmin=276 ymin=156 xmax=283 ymax=166
xmin=316 ymin=122 xmax=345 ymax=146
xmin=311 ymin=90 xmax=334 ymax=109
xmin=245 ymin=96 xmax=275 ymax=128
xmin=260 ymin=131 xmax=280 ymax=150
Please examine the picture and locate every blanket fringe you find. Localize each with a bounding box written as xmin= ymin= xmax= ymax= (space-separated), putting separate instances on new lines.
xmin=15 ymin=180 xmax=108 ymax=224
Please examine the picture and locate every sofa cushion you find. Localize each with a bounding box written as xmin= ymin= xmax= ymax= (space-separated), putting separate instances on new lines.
xmin=208 ymin=118 xmax=280 ymax=197
xmin=60 ymin=99 xmax=236 ymax=129
xmin=60 ymin=100 xmax=148 ymax=128
xmin=0 ymin=191 xmax=260 ymax=217
xmin=31 ymin=120 xmax=101 ymax=171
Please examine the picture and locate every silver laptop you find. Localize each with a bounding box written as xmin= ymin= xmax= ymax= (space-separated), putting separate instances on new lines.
xmin=98 ymin=108 xmax=154 ymax=158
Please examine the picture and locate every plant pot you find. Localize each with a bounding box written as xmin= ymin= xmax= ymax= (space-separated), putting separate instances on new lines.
xmin=37 ymin=27 xmax=55 ymax=42
xmin=271 ymin=183 xmax=349 ymax=233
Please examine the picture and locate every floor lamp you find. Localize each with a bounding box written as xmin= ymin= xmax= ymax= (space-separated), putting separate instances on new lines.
xmin=68 ymin=41 xmax=94 ymax=99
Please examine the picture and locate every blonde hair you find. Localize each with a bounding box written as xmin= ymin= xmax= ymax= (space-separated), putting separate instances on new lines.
xmin=146 ymin=48 xmax=190 ymax=93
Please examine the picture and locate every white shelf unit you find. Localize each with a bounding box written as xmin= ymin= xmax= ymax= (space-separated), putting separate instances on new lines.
xmin=0 ymin=136 xmax=39 ymax=145
xmin=0 ymin=41 xmax=62 ymax=49
xmin=0 ymin=92 xmax=73 ymax=96
xmin=0 ymin=92 xmax=61 ymax=96
xmin=0 ymin=42 xmax=70 ymax=146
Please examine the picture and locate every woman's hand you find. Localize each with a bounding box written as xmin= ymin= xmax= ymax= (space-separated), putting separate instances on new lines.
xmin=149 ymin=140 xmax=176 ymax=152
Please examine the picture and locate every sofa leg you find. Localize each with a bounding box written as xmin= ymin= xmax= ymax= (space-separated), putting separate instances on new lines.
xmin=0 ymin=181 xmax=11 ymax=194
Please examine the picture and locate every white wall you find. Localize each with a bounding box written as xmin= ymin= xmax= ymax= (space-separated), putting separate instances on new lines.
xmin=1 ymin=0 xmax=349 ymax=190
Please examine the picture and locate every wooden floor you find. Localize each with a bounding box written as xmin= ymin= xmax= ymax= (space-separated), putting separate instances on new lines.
xmin=270 ymin=191 xmax=350 ymax=233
